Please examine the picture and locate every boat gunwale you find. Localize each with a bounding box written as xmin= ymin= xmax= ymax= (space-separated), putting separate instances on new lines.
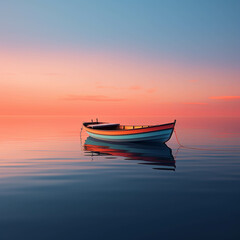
xmin=83 ymin=120 xmax=176 ymax=136
xmin=83 ymin=120 xmax=176 ymax=131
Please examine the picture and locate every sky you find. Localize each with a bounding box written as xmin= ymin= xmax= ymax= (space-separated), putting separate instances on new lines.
xmin=0 ymin=0 xmax=239 ymax=116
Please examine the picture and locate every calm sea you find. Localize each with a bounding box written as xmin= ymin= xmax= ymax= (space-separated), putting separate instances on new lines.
xmin=0 ymin=116 xmax=239 ymax=240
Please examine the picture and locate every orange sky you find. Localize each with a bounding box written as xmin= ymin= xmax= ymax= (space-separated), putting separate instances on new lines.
xmin=0 ymin=48 xmax=239 ymax=117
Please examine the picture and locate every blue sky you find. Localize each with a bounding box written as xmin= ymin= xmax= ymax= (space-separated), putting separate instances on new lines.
xmin=0 ymin=0 xmax=240 ymax=68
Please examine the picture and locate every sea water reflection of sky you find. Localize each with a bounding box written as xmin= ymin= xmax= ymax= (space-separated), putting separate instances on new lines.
xmin=0 ymin=116 xmax=239 ymax=240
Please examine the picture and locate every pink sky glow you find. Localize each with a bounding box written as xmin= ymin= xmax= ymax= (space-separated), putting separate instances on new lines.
xmin=0 ymin=48 xmax=239 ymax=117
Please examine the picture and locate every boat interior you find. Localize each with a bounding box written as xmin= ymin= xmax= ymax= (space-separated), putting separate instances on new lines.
xmin=84 ymin=122 xmax=157 ymax=130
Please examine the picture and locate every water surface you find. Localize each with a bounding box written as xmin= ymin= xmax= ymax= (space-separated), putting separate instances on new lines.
xmin=0 ymin=116 xmax=239 ymax=240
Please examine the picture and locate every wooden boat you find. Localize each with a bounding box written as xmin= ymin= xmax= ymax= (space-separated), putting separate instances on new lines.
xmin=83 ymin=120 xmax=176 ymax=142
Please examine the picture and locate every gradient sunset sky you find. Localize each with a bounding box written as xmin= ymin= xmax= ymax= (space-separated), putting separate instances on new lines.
xmin=0 ymin=0 xmax=239 ymax=116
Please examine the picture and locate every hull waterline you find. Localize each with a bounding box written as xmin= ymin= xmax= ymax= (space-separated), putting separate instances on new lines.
xmin=87 ymin=128 xmax=173 ymax=142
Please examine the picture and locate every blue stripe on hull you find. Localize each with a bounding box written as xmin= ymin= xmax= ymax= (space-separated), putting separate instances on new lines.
xmin=87 ymin=129 xmax=173 ymax=142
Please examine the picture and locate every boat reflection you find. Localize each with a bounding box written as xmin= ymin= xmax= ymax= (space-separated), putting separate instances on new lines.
xmin=84 ymin=137 xmax=176 ymax=171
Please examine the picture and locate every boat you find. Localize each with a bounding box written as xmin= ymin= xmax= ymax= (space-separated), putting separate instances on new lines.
xmin=83 ymin=120 xmax=176 ymax=142
xmin=84 ymin=137 xmax=175 ymax=171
